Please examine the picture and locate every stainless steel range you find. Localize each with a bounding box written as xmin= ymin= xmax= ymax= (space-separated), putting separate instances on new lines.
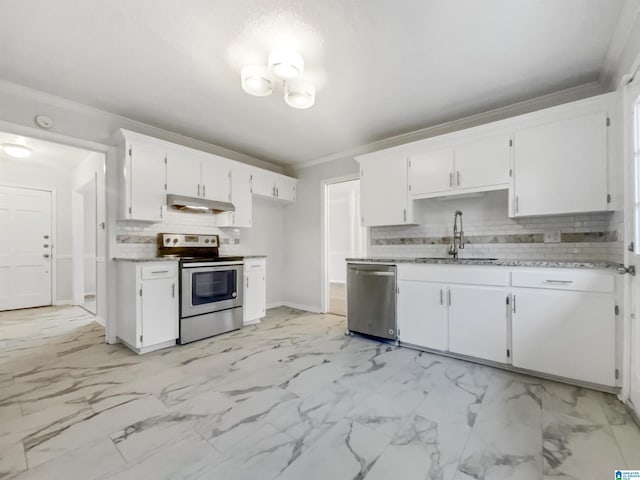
xmin=157 ymin=233 xmax=243 ymax=344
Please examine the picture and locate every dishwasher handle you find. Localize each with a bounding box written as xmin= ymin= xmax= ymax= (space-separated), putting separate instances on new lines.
xmin=352 ymin=270 xmax=395 ymax=277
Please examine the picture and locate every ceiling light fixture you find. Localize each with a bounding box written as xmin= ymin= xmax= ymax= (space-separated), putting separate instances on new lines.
xmin=240 ymin=48 xmax=315 ymax=109
xmin=241 ymin=65 xmax=273 ymax=97
xmin=2 ymin=143 xmax=32 ymax=158
xmin=284 ymin=80 xmax=315 ymax=109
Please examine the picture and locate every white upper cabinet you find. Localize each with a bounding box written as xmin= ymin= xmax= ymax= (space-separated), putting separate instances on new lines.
xmin=252 ymin=169 xmax=297 ymax=202
xmin=455 ymin=134 xmax=511 ymax=190
xmin=202 ymin=156 xmax=231 ymax=202
xmin=166 ymin=149 xmax=201 ymax=198
xmin=409 ymin=134 xmax=511 ymax=198
xmin=357 ymin=152 xmax=414 ymax=227
xmin=512 ymin=111 xmax=609 ymax=217
xmin=116 ymin=130 xmax=167 ymax=222
xmin=409 ymin=148 xmax=454 ymax=195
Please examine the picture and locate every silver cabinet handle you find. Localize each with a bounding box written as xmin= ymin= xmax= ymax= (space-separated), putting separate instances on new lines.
xmin=403 ymin=208 xmax=407 ymax=222
xmin=246 ymin=276 xmax=249 ymax=288
xmin=152 ymin=270 xmax=169 ymax=274
xmin=544 ymin=280 xmax=573 ymax=285
xmin=440 ymin=289 xmax=443 ymax=305
xmin=513 ymin=294 xmax=516 ymax=314
xmin=171 ymin=283 xmax=175 ymax=298
xmin=448 ymin=289 xmax=451 ymax=306
xmin=197 ymin=184 xmax=201 ymax=197
xmin=43 ymin=253 xmax=50 ymax=258
xmin=449 ymin=172 xmax=453 ymax=187
xmin=203 ymin=184 xmax=206 ymax=197
xmin=457 ymin=171 xmax=460 ymax=186
xmin=515 ymin=196 xmax=519 ymax=213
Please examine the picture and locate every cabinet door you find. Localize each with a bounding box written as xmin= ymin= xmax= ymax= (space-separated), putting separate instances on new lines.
xmin=360 ymin=155 xmax=411 ymax=226
xmin=141 ymin=275 xmax=178 ymax=347
xmin=455 ymin=135 xmax=510 ymax=190
xmin=202 ymin=156 xmax=231 ymax=202
xmin=166 ymin=151 xmax=201 ymax=198
xmin=448 ymin=286 xmax=507 ymax=363
xmin=245 ymin=268 xmax=266 ymax=322
xmin=512 ymin=289 xmax=615 ymax=386
xmin=397 ymin=281 xmax=447 ymax=350
xmin=129 ymin=141 xmax=166 ymax=221
xmin=232 ymin=169 xmax=253 ymax=227
xmin=252 ymin=170 xmax=276 ymax=198
xmin=275 ymin=177 xmax=296 ymax=202
xmin=513 ymin=112 xmax=608 ymax=216
xmin=409 ymin=148 xmax=454 ymax=195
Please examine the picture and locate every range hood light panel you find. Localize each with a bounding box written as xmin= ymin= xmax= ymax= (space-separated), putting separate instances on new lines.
xmin=166 ymin=194 xmax=235 ymax=213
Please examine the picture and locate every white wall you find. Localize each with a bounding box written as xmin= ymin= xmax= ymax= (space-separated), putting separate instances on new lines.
xmin=284 ymin=158 xmax=359 ymax=311
xmin=82 ymin=182 xmax=96 ymax=293
xmin=0 ymin=158 xmax=73 ymax=302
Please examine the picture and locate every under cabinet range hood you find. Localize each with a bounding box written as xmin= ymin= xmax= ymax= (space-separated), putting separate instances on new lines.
xmin=166 ymin=194 xmax=235 ymax=213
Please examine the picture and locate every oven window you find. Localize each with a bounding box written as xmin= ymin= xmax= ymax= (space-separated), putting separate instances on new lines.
xmin=192 ymin=270 xmax=237 ymax=305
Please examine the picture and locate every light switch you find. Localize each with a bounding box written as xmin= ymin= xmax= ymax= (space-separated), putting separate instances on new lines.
xmin=544 ymin=231 xmax=561 ymax=243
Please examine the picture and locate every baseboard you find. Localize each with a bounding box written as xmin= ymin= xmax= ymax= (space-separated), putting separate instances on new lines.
xmin=94 ymin=316 xmax=105 ymax=326
xmin=282 ymin=302 xmax=322 ymax=313
xmin=54 ymin=299 xmax=72 ymax=306
xmin=266 ymin=301 xmax=284 ymax=309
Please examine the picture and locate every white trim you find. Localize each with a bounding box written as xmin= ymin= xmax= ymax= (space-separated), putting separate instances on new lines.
xmin=282 ymin=302 xmax=322 ymax=314
xmin=294 ymin=82 xmax=604 ymax=171
xmin=320 ymin=174 xmax=362 ymax=314
xmin=0 ymin=79 xmax=284 ymax=173
xmin=600 ymin=0 xmax=640 ymax=88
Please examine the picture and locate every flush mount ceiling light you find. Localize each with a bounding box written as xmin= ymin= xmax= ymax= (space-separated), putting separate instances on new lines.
xmin=240 ymin=48 xmax=315 ymax=109
xmin=2 ymin=143 xmax=32 ymax=158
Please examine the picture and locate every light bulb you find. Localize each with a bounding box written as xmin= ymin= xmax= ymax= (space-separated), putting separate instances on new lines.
xmin=241 ymin=65 xmax=273 ymax=97
xmin=284 ymin=80 xmax=315 ymax=109
xmin=268 ymin=49 xmax=304 ymax=81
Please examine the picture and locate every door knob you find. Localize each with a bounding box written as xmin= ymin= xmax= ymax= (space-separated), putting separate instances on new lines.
xmin=44 ymin=235 xmax=49 ymax=239
xmin=43 ymin=244 xmax=49 ymax=248
xmin=43 ymin=254 xmax=50 ymax=258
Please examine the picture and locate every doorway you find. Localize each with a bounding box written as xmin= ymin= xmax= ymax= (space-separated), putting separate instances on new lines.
xmin=323 ymin=178 xmax=367 ymax=315
xmin=73 ymin=176 xmax=98 ymax=314
xmin=0 ymin=185 xmax=52 ymax=310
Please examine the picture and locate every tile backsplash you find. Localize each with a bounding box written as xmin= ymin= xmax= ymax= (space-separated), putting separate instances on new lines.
xmin=369 ymin=191 xmax=624 ymax=263
xmin=115 ymin=210 xmax=240 ymax=258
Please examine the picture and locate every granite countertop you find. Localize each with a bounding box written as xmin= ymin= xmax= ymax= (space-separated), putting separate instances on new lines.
xmin=346 ymin=257 xmax=623 ymax=270
xmin=113 ymin=257 xmax=180 ymax=262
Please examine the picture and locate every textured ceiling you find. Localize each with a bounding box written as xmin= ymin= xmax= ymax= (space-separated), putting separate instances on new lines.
xmin=0 ymin=0 xmax=626 ymax=165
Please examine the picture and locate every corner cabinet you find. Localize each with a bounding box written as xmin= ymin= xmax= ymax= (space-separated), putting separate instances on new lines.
xmin=116 ymin=261 xmax=179 ymax=354
xmin=243 ymin=258 xmax=266 ymax=325
xmin=115 ymin=130 xmax=167 ymax=222
xmin=356 ymin=152 xmax=414 ymax=227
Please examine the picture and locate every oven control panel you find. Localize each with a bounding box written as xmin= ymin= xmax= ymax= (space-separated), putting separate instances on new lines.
xmin=158 ymin=233 xmax=219 ymax=248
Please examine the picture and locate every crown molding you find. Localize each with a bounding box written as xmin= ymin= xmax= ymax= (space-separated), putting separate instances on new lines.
xmin=0 ymin=79 xmax=284 ymax=174
xmin=599 ymin=0 xmax=640 ymax=89
xmin=293 ymin=81 xmax=605 ymax=172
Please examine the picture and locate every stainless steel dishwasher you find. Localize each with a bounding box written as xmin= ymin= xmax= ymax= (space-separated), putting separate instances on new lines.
xmin=347 ymin=263 xmax=397 ymax=341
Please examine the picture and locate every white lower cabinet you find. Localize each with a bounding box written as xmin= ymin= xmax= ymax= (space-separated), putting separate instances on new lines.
xmin=448 ymin=286 xmax=507 ymax=363
xmin=397 ymin=281 xmax=447 ymax=351
xmin=244 ymin=258 xmax=266 ymax=325
xmin=512 ymin=288 xmax=616 ymax=386
xmin=116 ymin=261 xmax=179 ymax=354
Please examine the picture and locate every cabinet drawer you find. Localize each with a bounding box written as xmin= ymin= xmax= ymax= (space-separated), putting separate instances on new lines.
xmin=141 ymin=263 xmax=177 ymax=279
xmin=397 ymin=264 xmax=508 ymax=286
xmin=511 ymin=269 xmax=614 ymax=293
xmin=244 ymin=259 xmax=265 ymax=271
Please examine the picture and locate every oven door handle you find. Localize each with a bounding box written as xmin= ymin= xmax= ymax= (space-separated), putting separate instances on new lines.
xmin=182 ymin=261 xmax=245 ymax=268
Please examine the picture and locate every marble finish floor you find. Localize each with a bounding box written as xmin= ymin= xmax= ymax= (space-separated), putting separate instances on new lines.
xmin=1 ymin=305 xmax=640 ymax=480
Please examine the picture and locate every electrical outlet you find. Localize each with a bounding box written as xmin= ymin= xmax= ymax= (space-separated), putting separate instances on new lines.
xmin=544 ymin=231 xmax=561 ymax=243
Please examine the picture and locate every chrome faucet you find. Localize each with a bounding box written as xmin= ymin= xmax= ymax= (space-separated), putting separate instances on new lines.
xmin=448 ymin=210 xmax=464 ymax=259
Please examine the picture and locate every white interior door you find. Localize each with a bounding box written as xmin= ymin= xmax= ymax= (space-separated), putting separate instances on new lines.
xmin=627 ymin=80 xmax=640 ymax=411
xmin=0 ymin=186 xmax=52 ymax=310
